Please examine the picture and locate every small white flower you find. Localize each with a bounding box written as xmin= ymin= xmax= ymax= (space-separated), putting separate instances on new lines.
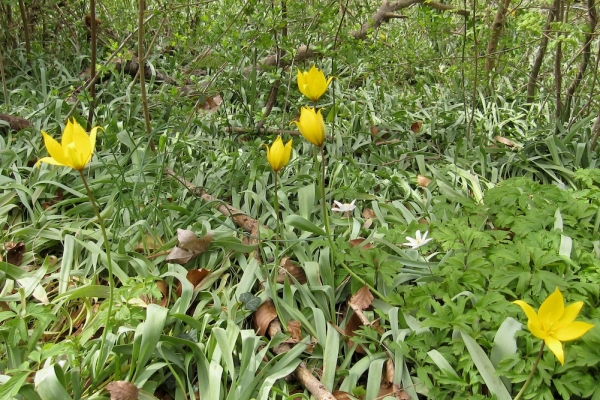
xmin=403 ymin=230 xmax=433 ymax=249
xmin=331 ymin=200 xmax=356 ymax=213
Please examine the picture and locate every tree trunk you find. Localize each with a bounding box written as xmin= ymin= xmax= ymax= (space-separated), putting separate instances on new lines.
xmin=554 ymin=0 xmax=565 ymax=119
xmin=485 ymin=0 xmax=512 ymax=73
xmin=563 ymin=0 xmax=597 ymax=120
xmin=526 ymin=4 xmax=556 ymax=102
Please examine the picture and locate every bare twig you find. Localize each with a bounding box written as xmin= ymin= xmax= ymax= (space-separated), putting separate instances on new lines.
xmin=86 ymin=0 xmax=98 ymax=131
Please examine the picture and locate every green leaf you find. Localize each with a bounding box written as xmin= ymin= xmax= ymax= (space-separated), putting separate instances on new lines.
xmin=458 ymin=329 xmax=512 ymax=400
xmin=284 ymin=215 xmax=327 ymax=237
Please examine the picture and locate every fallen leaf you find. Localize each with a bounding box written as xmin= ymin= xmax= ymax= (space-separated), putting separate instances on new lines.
xmin=176 ymin=268 xmax=209 ymax=296
xmin=165 ymin=246 xmax=195 ymax=264
xmin=349 ymin=286 xmax=374 ymax=311
xmin=253 ymin=300 xmax=278 ymax=336
xmin=287 ymin=321 xmax=302 ymax=342
xmin=362 ymin=208 xmax=376 ymax=219
xmin=344 ymin=312 xmax=365 ymax=354
xmin=363 ymin=218 xmax=373 ymax=229
xmin=277 ymin=257 xmax=307 ymax=284
xmin=177 ymin=229 xmax=214 ymax=254
xmin=332 ymin=391 xmax=358 ymax=400
xmin=348 ymin=238 xmax=375 ymax=250
xmin=417 ymin=175 xmax=431 ymax=187
xmin=495 ymin=135 xmax=516 ymax=147
xmin=411 ymin=121 xmax=422 ymax=133
xmin=6 ymin=241 xmax=25 ymax=266
xmin=382 ymin=359 xmax=395 ymax=388
xmin=200 ymin=94 xmax=223 ymax=113
xmin=134 ymin=235 xmax=162 ymax=253
xmin=370 ymin=125 xmax=379 ymax=136
xmin=105 ymin=381 xmax=138 ymax=400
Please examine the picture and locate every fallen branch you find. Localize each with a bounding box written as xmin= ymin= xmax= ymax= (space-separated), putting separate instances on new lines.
xmin=164 ymin=168 xmax=262 ymax=262
xmin=267 ymin=319 xmax=337 ymax=400
xmin=0 ymin=114 xmax=32 ymax=133
xmin=243 ymin=0 xmax=468 ymax=75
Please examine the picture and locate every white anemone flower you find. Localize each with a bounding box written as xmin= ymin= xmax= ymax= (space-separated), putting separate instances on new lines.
xmin=331 ymin=200 xmax=356 ymax=213
xmin=403 ymin=230 xmax=433 ymax=249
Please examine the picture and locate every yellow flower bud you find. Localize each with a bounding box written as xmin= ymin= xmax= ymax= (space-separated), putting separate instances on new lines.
xmin=294 ymin=107 xmax=325 ymax=147
xmin=265 ymin=136 xmax=292 ymax=172
xmin=297 ymin=66 xmax=333 ymax=102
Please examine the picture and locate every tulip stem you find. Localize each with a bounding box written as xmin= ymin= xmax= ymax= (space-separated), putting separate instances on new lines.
xmin=513 ymin=342 xmax=545 ymax=400
xmin=270 ymin=172 xmax=285 ymax=325
xmin=318 ymin=147 xmax=386 ymax=300
xmin=79 ymin=170 xmax=115 ymax=383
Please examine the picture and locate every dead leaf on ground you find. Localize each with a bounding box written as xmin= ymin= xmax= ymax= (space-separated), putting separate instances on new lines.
xmin=5 ymin=241 xmax=25 ymax=266
xmin=333 ymin=391 xmax=359 ymax=400
xmin=349 ymin=286 xmax=374 ymax=311
xmin=348 ymin=238 xmax=375 ymax=250
xmin=287 ymin=320 xmax=303 ymax=342
xmin=411 ymin=121 xmax=423 ymax=133
xmin=382 ymin=359 xmax=395 ymax=388
xmin=105 ymin=380 xmax=138 ymax=400
xmin=378 ymin=383 xmax=410 ymax=399
xmin=370 ymin=125 xmax=379 ymax=137
xmin=166 ymin=230 xmax=214 ymax=265
xmin=165 ymin=246 xmax=195 ymax=264
xmin=253 ymin=300 xmax=278 ymax=336
xmin=199 ymin=94 xmax=223 ymax=113
xmin=177 ymin=229 xmax=213 ymax=253
xmin=176 ymin=268 xmax=210 ymax=297
xmin=140 ymin=280 xmax=169 ymax=307
xmin=134 ymin=235 xmax=162 ymax=253
xmin=344 ymin=312 xmax=366 ymax=354
xmin=277 ymin=257 xmax=307 ymax=284
xmin=495 ymin=135 xmax=516 ymax=147
xmin=417 ymin=175 xmax=431 ymax=187
xmin=362 ymin=209 xmax=376 ymax=219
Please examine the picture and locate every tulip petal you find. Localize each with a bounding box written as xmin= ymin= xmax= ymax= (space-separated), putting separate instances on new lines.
xmin=41 ymin=131 xmax=70 ymax=166
xmin=37 ymin=156 xmax=67 ymax=168
xmin=553 ymin=321 xmax=594 ymax=341
xmin=544 ymin=336 xmax=565 ymax=365
xmin=552 ymin=301 xmax=583 ymax=330
xmin=527 ymin=320 xmax=548 ymax=340
xmin=539 ymin=288 xmax=564 ymax=329
xmin=513 ymin=300 xmax=539 ymax=324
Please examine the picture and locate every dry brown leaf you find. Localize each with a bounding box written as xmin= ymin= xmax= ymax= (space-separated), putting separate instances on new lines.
xmin=177 ymin=229 xmax=214 ymax=254
xmin=133 ymin=235 xmax=162 ymax=253
xmin=165 ymin=246 xmax=195 ymax=264
xmin=287 ymin=320 xmax=303 ymax=342
xmin=176 ymin=269 xmax=210 ymax=297
xmin=495 ymin=135 xmax=516 ymax=147
xmin=411 ymin=121 xmax=423 ymax=133
xmin=370 ymin=125 xmax=379 ymax=137
xmin=381 ymin=359 xmax=395 ymax=388
xmin=348 ymin=238 xmax=375 ymax=250
xmin=156 ymin=281 xmax=169 ymax=307
xmin=378 ymin=383 xmax=411 ymax=399
xmin=362 ymin=208 xmax=376 ymax=219
xmin=200 ymin=94 xmax=223 ymax=113
xmin=417 ymin=175 xmax=431 ymax=187
xmin=344 ymin=312 xmax=365 ymax=354
xmin=105 ymin=381 xmax=138 ymax=400
xmin=349 ymin=286 xmax=374 ymax=311
xmin=277 ymin=257 xmax=307 ymax=284
xmin=332 ymin=391 xmax=358 ymax=400
xmin=5 ymin=241 xmax=25 ymax=266
xmin=253 ymin=300 xmax=278 ymax=336
xmin=362 ymin=218 xmax=373 ymax=230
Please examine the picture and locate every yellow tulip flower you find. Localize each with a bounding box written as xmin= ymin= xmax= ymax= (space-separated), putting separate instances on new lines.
xmin=297 ymin=66 xmax=333 ymax=102
xmin=265 ymin=136 xmax=292 ymax=172
xmin=513 ymin=288 xmax=594 ymax=365
xmin=294 ymin=107 xmax=325 ymax=147
xmin=38 ymin=119 xmax=100 ymax=171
